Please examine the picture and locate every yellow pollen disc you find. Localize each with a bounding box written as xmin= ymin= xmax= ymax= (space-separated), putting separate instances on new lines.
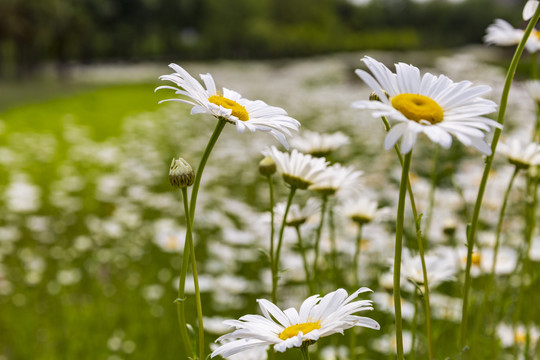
xmin=279 ymin=321 xmax=321 ymax=340
xmin=471 ymin=252 xmax=481 ymax=266
xmin=514 ymin=330 xmax=527 ymax=344
xmin=391 ymin=93 xmax=444 ymax=124
xmin=208 ymin=94 xmax=249 ymax=121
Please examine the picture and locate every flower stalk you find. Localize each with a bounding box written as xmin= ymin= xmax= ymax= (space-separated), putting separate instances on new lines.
xmin=460 ymin=5 xmax=540 ymax=349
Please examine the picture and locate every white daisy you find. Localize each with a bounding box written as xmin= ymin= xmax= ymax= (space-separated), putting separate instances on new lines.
xmin=483 ymin=19 xmax=540 ymax=53
xmin=262 ymin=146 xmax=328 ymax=189
xmin=274 ymin=198 xmax=320 ymax=227
xmin=353 ymin=56 xmax=499 ymax=154
xmin=341 ymin=196 xmax=389 ymax=225
xmin=525 ymin=80 xmax=540 ymax=102
xmin=498 ymin=138 xmax=540 ymax=169
xmin=156 ymin=64 xmax=300 ymax=149
xmin=309 ymin=163 xmax=363 ymax=196
xmin=210 ymin=288 xmax=379 ymax=358
xmin=398 ymin=248 xmax=457 ymax=289
xmin=291 ymin=130 xmax=350 ymax=157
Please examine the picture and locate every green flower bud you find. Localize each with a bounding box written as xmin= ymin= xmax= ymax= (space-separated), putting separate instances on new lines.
xmin=258 ymin=156 xmax=276 ymax=176
xmin=169 ymin=158 xmax=195 ymax=188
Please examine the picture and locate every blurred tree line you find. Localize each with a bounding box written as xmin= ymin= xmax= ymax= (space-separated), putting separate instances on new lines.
xmin=0 ymin=0 xmax=522 ymax=79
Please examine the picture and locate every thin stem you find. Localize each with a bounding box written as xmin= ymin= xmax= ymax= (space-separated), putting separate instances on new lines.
xmin=177 ymin=232 xmax=193 ymax=357
xmin=176 ymin=119 xmax=226 ymax=357
xmin=424 ymin=145 xmax=440 ymax=236
xmin=411 ymin=289 xmax=419 ymax=360
xmin=460 ymin=6 xmax=540 ymax=349
xmin=394 ymin=151 xmax=412 ymax=360
xmin=482 ymin=167 xmax=519 ymax=311
xmin=182 ymin=187 xmax=205 ymax=360
xmin=353 ymin=224 xmax=364 ymax=287
xmin=295 ymin=225 xmax=313 ymax=294
xmin=267 ymin=174 xmax=276 ymax=301
xmin=328 ymin=201 xmax=339 ymax=287
xmin=312 ymin=195 xmax=328 ymax=292
xmin=272 ymin=186 xmax=297 ymax=302
xmin=300 ymin=346 xmax=311 ymax=360
xmin=381 ymin=116 xmax=434 ymax=359
xmin=189 ymin=119 xmax=227 ymax=220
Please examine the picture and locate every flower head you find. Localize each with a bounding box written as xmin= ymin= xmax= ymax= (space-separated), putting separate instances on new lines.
xmin=262 ymin=146 xmax=328 ymax=189
xmin=291 ymin=130 xmax=350 ymax=157
xmin=274 ymin=198 xmax=320 ymax=227
xmin=353 ymin=56 xmax=499 ymax=154
xmin=156 ymin=64 xmax=300 ymax=149
xmin=341 ymin=196 xmax=389 ymax=226
xmin=309 ymin=163 xmax=363 ymax=196
xmin=483 ymin=19 xmax=540 ymax=53
xmin=210 ymin=288 xmax=379 ymax=357
xmin=498 ymin=138 xmax=540 ymax=169
xmin=169 ymin=158 xmax=194 ymax=188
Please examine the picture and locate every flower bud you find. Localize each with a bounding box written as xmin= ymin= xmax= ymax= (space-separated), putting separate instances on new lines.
xmin=258 ymin=156 xmax=276 ymax=176
xmin=169 ymin=158 xmax=194 ymax=188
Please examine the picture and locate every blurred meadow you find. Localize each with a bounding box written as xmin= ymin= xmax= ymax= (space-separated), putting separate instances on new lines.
xmin=1 ymin=0 xmax=540 ymax=360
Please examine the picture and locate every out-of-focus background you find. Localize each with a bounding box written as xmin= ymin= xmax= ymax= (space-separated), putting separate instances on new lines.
xmin=1 ymin=1 xmax=538 ymax=360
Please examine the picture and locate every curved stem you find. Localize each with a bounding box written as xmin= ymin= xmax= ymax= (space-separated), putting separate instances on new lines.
xmin=483 ymin=167 xmax=519 ymax=307
xmin=353 ymin=224 xmax=364 ymax=287
xmin=176 ymin=119 xmax=226 ymax=357
xmin=182 ymin=187 xmax=205 ymax=360
xmin=295 ymin=225 xmax=313 ymax=294
xmin=272 ymin=186 xmax=297 ymax=302
xmin=189 ymin=119 xmax=227 ymax=220
xmin=394 ymin=151 xmax=412 ymax=360
xmin=312 ymin=195 xmax=328 ymax=293
xmin=460 ymin=6 xmax=540 ymax=349
xmin=328 ymin=201 xmax=339 ymax=287
xmin=381 ymin=116 xmax=434 ymax=359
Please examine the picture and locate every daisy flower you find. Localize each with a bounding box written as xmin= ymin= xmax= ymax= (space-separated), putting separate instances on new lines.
xmin=498 ymin=138 xmax=540 ymax=169
xmin=291 ymin=130 xmax=350 ymax=157
xmin=341 ymin=196 xmax=389 ymax=226
xmin=309 ymin=163 xmax=363 ymax=196
xmin=262 ymin=146 xmax=328 ymax=189
xmin=210 ymin=287 xmax=380 ymax=358
xmin=156 ymin=64 xmax=300 ymax=148
xmin=353 ymin=56 xmax=499 ymax=154
xmin=398 ymin=248 xmax=457 ymax=289
xmin=274 ymin=198 xmax=320 ymax=227
xmin=483 ymin=19 xmax=540 ymax=53
xmin=525 ymin=80 xmax=540 ymax=102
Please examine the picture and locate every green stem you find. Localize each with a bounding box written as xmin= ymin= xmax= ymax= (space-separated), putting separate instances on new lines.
xmin=381 ymin=116 xmax=434 ymax=360
xmin=300 ymin=346 xmax=311 ymax=360
xmin=482 ymin=167 xmax=519 ymax=311
xmin=349 ymin=327 xmax=357 ymax=360
xmin=394 ymin=151 xmax=412 ymax=360
xmin=353 ymin=224 xmax=364 ymax=287
xmin=460 ymin=6 xmax=540 ymax=349
xmin=182 ymin=187 xmax=205 ymax=360
xmin=176 ymin=119 xmax=226 ymax=357
xmin=272 ymin=186 xmax=297 ymax=302
xmin=312 ymin=195 xmax=328 ymax=293
xmin=411 ymin=289 xmax=419 ymax=360
xmin=328 ymin=201 xmax=339 ymax=287
xmin=424 ymin=145 xmax=440 ymax=237
xmin=534 ymin=103 xmax=540 ymax=142
xmin=295 ymin=225 xmax=313 ymax=294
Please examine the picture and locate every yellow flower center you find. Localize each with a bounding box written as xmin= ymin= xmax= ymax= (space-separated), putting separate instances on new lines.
xmin=208 ymin=94 xmax=249 ymax=121
xmin=279 ymin=321 xmax=321 ymax=340
xmin=514 ymin=330 xmax=527 ymax=344
xmin=391 ymin=93 xmax=444 ymax=124
xmin=471 ymin=252 xmax=481 ymax=266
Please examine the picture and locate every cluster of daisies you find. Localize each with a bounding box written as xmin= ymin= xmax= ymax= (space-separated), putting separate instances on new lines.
xmin=153 ymin=44 xmax=529 ymax=358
